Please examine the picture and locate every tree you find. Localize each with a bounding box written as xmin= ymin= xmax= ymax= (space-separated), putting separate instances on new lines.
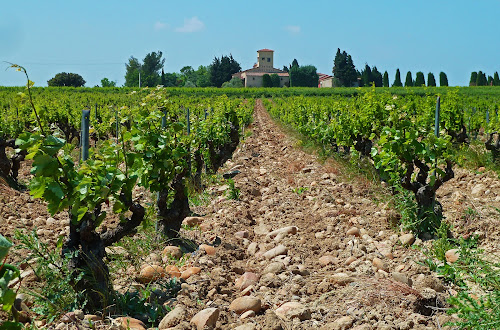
xmin=494 ymin=72 xmax=500 ymax=86
xmin=262 ymin=74 xmax=273 ymax=87
xmin=221 ymin=76 xmax=243 ymax=88
xmin=270 ymin=73 xmax=281 ymax=87
xmin=361 ymin=64 xmax=372 ymax=87
xmin=488 ymin=75 xmax=494 ymax=86
xmin=124 ymin=56 xmax=141 ymax=87
xmin=47 ymin=72 xmax=86 ymax=87
xmin=100 ymin=78 xmax=116 ymax=87
xmin=291 ymin=59 xmax=299 ymax=68
xmin=415 ymin=72 xmax=425 ymax=87
xmin=469 ymin=72 xmax=478 ymax=86
xmin=404 ymin=71 xmax=413 ymax=87
xmin=439 ymin=72 xmax=448 ymax=86
xmin=332 ymin=48 xmax=357 ymax=87
xmin=427 ymin=73 xmax=436 ymax=87
xmin=290 ymin=65 xmax=319 ymax=87
xmin=393 ymin=69 xmax=403 ymax=87
xmin=141 ymin=51 xmax=165 ymax=87
xmin=371 ymin=66 xmax=383 ymax=87
xmin=383 ymin=71 xmax=389 ymax=87
xmin=209 ymin=54 xmax=241 ymax=88
xmin=195 ymin=65 xmax=211 ymax=87
xmin=476 ymin=71 xmax=487 ymax=86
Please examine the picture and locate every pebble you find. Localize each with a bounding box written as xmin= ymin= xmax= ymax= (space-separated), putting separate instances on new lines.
xmin=235 ymin=230 xmax=249 ymax=238
xmin=392 ymin=272 xmax=412 ymax=286
xmin=180 ymin=267 xmax=202 ymax=280
xmin=399 ymin=233 xmax=415 ymax=246
xmin=346 ymin=227 xmax=361 ymax=237
xmin=200 ymin=244 xmax=216 ymax=256
xmin=138 ymin=265 xmax=166 ymax=283
xmin=229 ymin=296 xmax=262 ymax=314
xmin=162 ymin=246 xmax=183 ymax=259
xmin=263 ymin=261 xmax=285 ymax=274
xmin=262 ymin=244 xmax=288 ymax=259
xmin=328 ymin=315 xmax=354 ymax=330
xmin=182 ymin=216 xmax=204 ymax=227
xmin=190 ymin=308 xmax=220 ymax=330
xmin=275 ymin=302 xmax=311 ymax=321
xmin=372 ymin=258 xmax=389 ymax=272
xmin=329 ymin=273 xmax=353 ymax=285
xmin=165 ymin=265 xmax=181 ymax=278
xmin=116 ymin=317 xmax=146 ymax=330
xmin=240 ymin=310 xmax=256 ymax=320
xmin=318 ymin=255 xmax=338 ymax=266
xmin=445 ymin=249 xmax=460 ymax=263
xmin=158 ymin=305 xmax=187 ymax=329
xmin=345 ymin=256 xmax=357 ymax=266
xmin=235 ymin=272 xmax=260 ymax=291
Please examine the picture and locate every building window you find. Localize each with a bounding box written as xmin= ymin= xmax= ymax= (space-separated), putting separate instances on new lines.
xmin=253 ymin=77 xmax=255 ymax=80
xmin=280 ymin=77 xmax=283 ymax=80
xmin=262 ymin=57 xmax=264 ymax=60
xmin=267 ymin=58 xmax=270 ymax=62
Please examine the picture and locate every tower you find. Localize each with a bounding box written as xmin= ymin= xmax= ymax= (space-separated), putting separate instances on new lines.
xmin=257 ymin=49 xmax=274 ymax=69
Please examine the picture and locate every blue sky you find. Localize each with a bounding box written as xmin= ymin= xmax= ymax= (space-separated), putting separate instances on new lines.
xmin=1 ymin=1 xmax=499 ymax=87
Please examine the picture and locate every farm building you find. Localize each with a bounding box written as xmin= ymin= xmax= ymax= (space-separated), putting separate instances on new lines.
xmin=232 ymin=49 xmax=290 ymax=87
xmin=318 ymin=73 xmax=333 ymax=88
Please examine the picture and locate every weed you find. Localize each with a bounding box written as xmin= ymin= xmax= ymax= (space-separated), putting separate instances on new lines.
xmin=291 ymin=186 xmax=308 ymax=195
xmin=225 ymin=178 xmax=240 ymax=200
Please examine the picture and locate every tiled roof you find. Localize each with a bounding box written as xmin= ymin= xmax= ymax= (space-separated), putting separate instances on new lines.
xmin=245 ymin=72 xmax=289 ymax=77
xmin=257 ymin=49 xmax=274 ymax=52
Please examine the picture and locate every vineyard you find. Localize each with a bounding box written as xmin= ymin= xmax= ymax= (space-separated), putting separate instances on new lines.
xmin=1 ymin=80 xmax=500 ymax=329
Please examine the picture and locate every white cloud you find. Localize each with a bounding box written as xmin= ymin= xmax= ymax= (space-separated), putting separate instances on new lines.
xmin=154 ymin=21 xmax=168 ymax=30
xmin=285 ymin=25 xmax=301 ymax=34
xmin=175 ymin=17 xmax=205 ymax=33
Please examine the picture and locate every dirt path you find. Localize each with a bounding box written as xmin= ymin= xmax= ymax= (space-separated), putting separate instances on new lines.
xmin=3 ymin=99 xmax=499 ymax=329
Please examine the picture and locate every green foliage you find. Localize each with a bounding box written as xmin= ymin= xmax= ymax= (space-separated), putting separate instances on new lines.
xmin=383 ymin=71 xmax=389 ymax=87
xmin=125 ymin=51 xmax=165 ymax=87
xmin=404 ymin=71 xmax=413 ymax=87
xmin=100 ymin=78 xmax=116 ymax=87
xmin=47 ymin=72 xmax=86 ymax=87
xmin=270 ymin=73 xmax=281 ymax=87
xmin=262 ymin=74 xmax=273 ymax=88
xmin=415 ymin=72 xmax=425 ymax=87
xmin=0 ymin=235 xmax=21 ymax=328
xmin=440 ymin=72 xmax=449 ymax=86
xmin=392 ymin=69 xmax=403 ymax=87
xmin=427 ymin=72 xmax=436 ymax=87
xmin=332 ymin=48 xmax=357 ymax=87
xmin=476 ymin=71 xmax=487 ymax=86
xmin=209 ymin=54 xmax=241 ymax=88
xmin=124 ymin=56 xmax=142 ymax=87
xmin=225 ymin=178 xmax=240 ymax=200
xmin=290 ymin=65 xmax=319 ymax=87
xmin=221 ymin=77 xmax=243 ymax=88
xmin=494 ymin=72 xmax=500 ymax=86
xmin=291 ymin=186 xmax=308 ymax=195
xmin=14 ymin=230 xmax=84 ymax=322
xmin=469 ymin=72 xmax=478 ymax=86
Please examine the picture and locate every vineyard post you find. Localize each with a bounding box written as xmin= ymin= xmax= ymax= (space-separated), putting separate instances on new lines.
xmin=434 ymin=96 xmax=440 ymax=138
xmin=186 ymin=108 xmax=191 ymax=135
xmin=115 ymin=109 xmax=119 ymax=143
xmin=156 ymin=110 xmax=168 ymax=234
xmin=187 ymin=108 xmax=192 ymax=176
xmin=81 ymin=109 xmax=90 ymax=161
xmin=204 ymin=108 xmax=208 ymax=120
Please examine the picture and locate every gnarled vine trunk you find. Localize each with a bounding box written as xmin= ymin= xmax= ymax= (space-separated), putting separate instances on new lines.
xmin=157 ymin=173 xmax=191 ymax=238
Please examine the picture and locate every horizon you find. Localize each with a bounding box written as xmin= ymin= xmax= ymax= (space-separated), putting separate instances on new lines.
xmin=2 ymin=1 xmax=499 ymax=87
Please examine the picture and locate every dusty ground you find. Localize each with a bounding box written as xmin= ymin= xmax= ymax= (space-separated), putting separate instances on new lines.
xmin=1 ymin=99 xmax=499 ymax=329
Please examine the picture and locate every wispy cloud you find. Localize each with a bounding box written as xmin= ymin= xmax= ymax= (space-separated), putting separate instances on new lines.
xmin=154 ymin=21 xmax=168 ymax=31
xmin=285 ymin=25 xmax=301 ymax=34
xmin=175 ymin=17 xmax=205 ymax=33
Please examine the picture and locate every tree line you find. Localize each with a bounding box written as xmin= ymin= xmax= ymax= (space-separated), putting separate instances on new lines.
xmin=332 ymin=48 xmax=449 ymax=87
xmin=469 ymin=71 xmax=500 ymax=86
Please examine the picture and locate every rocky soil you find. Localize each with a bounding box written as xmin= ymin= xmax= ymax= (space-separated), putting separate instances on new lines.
xmin=1 ymin=99 xmax=500 ymax=329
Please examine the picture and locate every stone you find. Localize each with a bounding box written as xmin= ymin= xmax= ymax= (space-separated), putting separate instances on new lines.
xmin=180 ymin=267 xmax=202 ymax=280
xmin=200 ymin=244 xmax=216 ymax=256
xmin=84 ymin=315 xmax=101 ymax=321
xmin=329 ymin=315 xmax=354 ymax=330
xmin=471 ymin=183 xmax=486 ymax=196
xmin=165 ymin=265 xmax=181 ymax=278
xmin=182 ymin=216 xmax=204 ymax=227
xmin=229 ymin=296 xmax=262 ymax=314
xmin=235 ymin=231 xmax=249 ymax=239
xmin=138 ymin=265 xmax=166 ymax=283
xmin=263 ymin=262 xmax=285 ymax=275
xmin=234 ymin=324 xmax=256 ymax=330
xmin=392 ymin=272 xmax=412 ymax=287
xmin=247 ymin=242 xmax=259 ymax=256
xmin=240 ymin=310 xmax=256 ymax=320
xmin=346 ymin=227 xmax=360 ymax=237
xmin=445 ymin=249 xmax=460 ymax=263
xmin=345 ymin=256 xmax=356 ymax=266
xmin=73 ymin=309 xmax=84 ymax=320
xmin=158 ymin=305 xmax=187 ymax=329
xmin=116 ymin=317 xmax=146 ymax=330
xmin=105 ymin=246 xmax=129 ymax=258
xmin=372 ymin=258 xmax=389 ymax=272
xmin=267 ymin=226 xmax=298 ymax=240
xmin=275 ymin=302 xmax=311 ymax=321
xmin=319 ymin=255 xmax=338 ymax=266
xmin=399 ymin=233 xmax=415 ymax=246
xmin=262 ymin=245 xmax=288 ymax=259
xmin=329 ymin=273 xmax=353 ymax=286
xmin=235 ymin=272 xmax=260 ymax=291
xmin=190 ymin=308 xmax=220 ymax=330
xmin=162 ymin=246 xmax=183 ymax=259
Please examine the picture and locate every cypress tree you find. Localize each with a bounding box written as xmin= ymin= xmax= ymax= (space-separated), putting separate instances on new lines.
xmin=469 ymin=72 xmax=478 ymax=86
xmin=361 ymin=64 xmax=372 ymax=87
xmin=383 ymin=71 xmax=389 ymax=87
xmin=393 ymin=69 xmax=402 ymax=87
xmin=488 ymin=75 xmax=494 ymax=86
xmin=439 ymin=72 xmax=448 ymax=86
xmin=405 ymin=71 xmax=413 ymax=87
xmin=427 ymin=73 xmax=436 ymax=87
xmin=415 ymin=72 xmax=425 ymax=86
xmin=494 ymin=72 xmax=500 ymax=86
xmin=476 ymin=71 xmax=487 ymax=86
xmin=262 ymin=74 xmax=273 ymax=87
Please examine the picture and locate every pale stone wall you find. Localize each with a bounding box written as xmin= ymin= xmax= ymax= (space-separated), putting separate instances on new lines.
xmin=244 ymin=74 xmax=263 ymax=87
xmin=257 ymin=51 xmax=273 ymax=69
xmin=319 ymin=78 xmax=333 ymax=88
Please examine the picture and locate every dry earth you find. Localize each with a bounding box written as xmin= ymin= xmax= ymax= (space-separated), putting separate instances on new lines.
xmin=1 ymin=99 xmax=499 ymax=329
